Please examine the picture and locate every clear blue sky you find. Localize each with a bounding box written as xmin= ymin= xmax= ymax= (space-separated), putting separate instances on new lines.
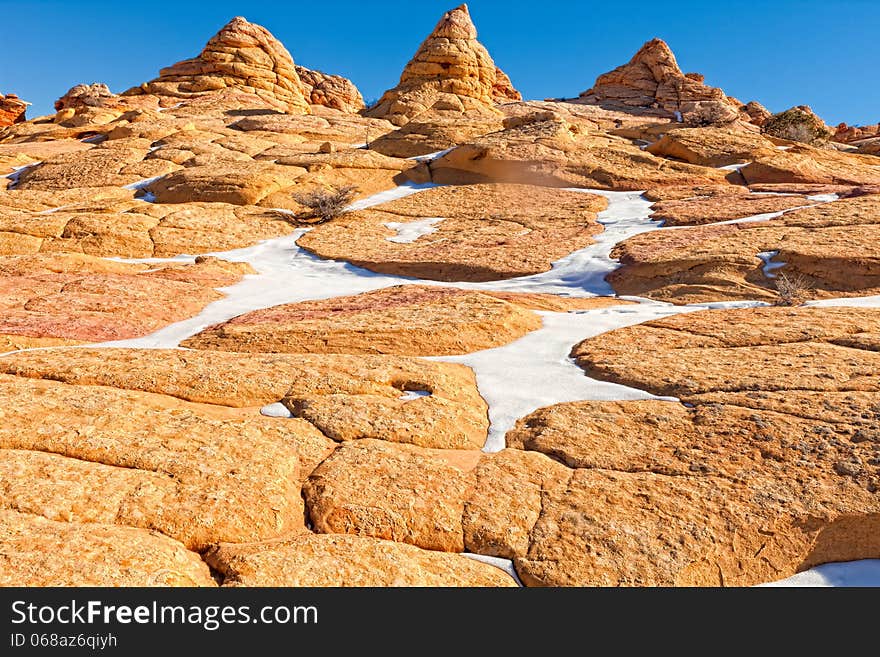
xmin=2 ymin=0 xmax=878 ymax=125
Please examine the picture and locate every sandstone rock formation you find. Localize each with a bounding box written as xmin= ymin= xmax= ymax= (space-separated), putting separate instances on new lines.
xmin=207 ymin=533 xmax=516 ymax=586
xmin=0 ymin=94 xmax=28 ymax=127
xmin=834 ymin=122 xmax=880 ymax=144
xmin=183 ymin=285 xmax=622 ymax=356
xmin=0 ymin=189 xmax=298 ymax=258
xmin=738 ymin=144 xmax=880 ymax=186
xmin=298 ymin=183 xmax=608 ymax=281
xmin=123 ymin=16 xmax=311 ymax=114
xmin=762 ymin=106 xmax=832 ymax=145
xmin=364 ymin=4 xmax=519 ymax=126
xmin=645 ymin=126 xmax=777 ymax=167
xmin=299 ymin=306 xmax=880 ymax=585
xmin=295 ymin=65 xmax=365 ymax=113
xmin=0 ymin=511 xmax=216 ymax=586
xmin=646 ymin=185 xmax=810 ymax=226
xmin=428 ymin=117 xmax=730 ymax=189
xmin=55 ymin=83 xmax=118 ymax=111
xmin=0 ymin=348 xmax=489 ymax=449
xmin=0 ymin=254 xmax=251 ymax=344
xmin=609 ymin=194 xmax=880 ymax=303
xmin=576 ymin=38 xmax=744 ymax=125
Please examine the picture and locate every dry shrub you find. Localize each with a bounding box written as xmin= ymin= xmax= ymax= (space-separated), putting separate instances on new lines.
xmin=773 ymin=272 xmax=813 ymax=306
xmin=294 ymin=185 xmax=359 ymax=223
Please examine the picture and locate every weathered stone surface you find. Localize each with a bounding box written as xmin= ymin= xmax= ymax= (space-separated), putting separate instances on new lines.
xmin=646 ymin=126 xmax=777 ymax=167
xmin=207 ymin=533 xmax=515 ymax=586
xmin=428 ymin=119 xmax=730 ymax=189
xmin=834 ymin=122 xmax=880 ymax=144
xmin=184 ymin=285 xmax=626 ymax=355
xmin=0 ymin=511 xmax=216 ymax=586
xmin=0 ymin=254 xmax=251 ymax=342
xmin=300 ymin=183 xmax=610 ymax=281
xmin=609 ymin=195 xmax=880 ymax=303
xmin=649 ymin=187 xmax=810 ymax=226
xmin=55 ymin=83 xmax=118 ymax=111
xmin=12 ymin=141 xmax=180 ymax=190
xmin=763 ymin=106 xmax=832 ymax=145
xmin=304 ymin=439 xmax=477 ymax=552
xmin=184 ymin=285 xmax=542 ymax=355
xmin=0 ymin=190 xmax=296 ymax=258
xmin=295 ymin=65 xmax=364 ymax=113
xmin=463 ymin=449 xmax=571 ymax=559
xmin=124 ymin=16 xmax=311 ymax=114
xmin=367 ymin=115 xmax=503 ymax=158
xmin=0 ymin=94 xmax=28 ymax=127
xmin=364 ymin=5 xmax=518 ymax=126
xmin=572 ymin=306 xmax=880 ymax=397
xmin=0 ymin=348 xmax=488 ymax=449
xmin=146 ymin=160 xmax=303 ymax=205
xmin=576 ymin=38 xmax=744 ymax=125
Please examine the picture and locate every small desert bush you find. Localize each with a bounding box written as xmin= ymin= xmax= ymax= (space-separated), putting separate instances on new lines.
xmin=294 ymin=185 xmax=358 ymax=224
xmin=773 ymin=272 xmax=813 ymax=306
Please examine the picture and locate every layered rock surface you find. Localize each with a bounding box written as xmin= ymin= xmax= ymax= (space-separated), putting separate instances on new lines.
xmin=183 ymin=285 xmax=624 ymax=355
xmin=124 ymin=16 xmax=311 ymax=113
xmin=0 ymin=254 xmax=251 ymax=345
xmin=609 ymin=194 xmax=880 ymax=303
xmin=207 ymin=533 xmax=516 ymax=586
xmin=298 ymin=183 xmax=608 ymax=281
xmin=0 ymin=94 xmax=28 ymax=127
xmin=0 ymin=348 xmax=489 ymax=449
xmin=428 ymin=117 xmax=730 ymax=189
xmin=576 ymin=38 xmax=746 ymax=125
xmin=364 ymin=4 xmax=519 ymax=126
xmin=301 ymin=306 xmax=880 ymax=585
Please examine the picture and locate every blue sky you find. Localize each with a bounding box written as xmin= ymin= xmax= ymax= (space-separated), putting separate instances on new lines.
xmin=2 ymin=0 xmax=878 ymax=125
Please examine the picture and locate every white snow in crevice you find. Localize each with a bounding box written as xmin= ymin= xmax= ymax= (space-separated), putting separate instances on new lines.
xmin=761 ymin=560 xmax=880 ymax=587
xmin=383 ymin=217 xmax=443 ymax=243
xmin=806 ymin=193 xmax=840 ymax=203
xmin=399 ymin=390 xmax=432 ymax=401
xmin=156 ymin=102 xmax=184 ymax=112
xmin=344 ymin=182 xmax=437 ymax=212
xmin=431 ymin=300 xmax=763 ymax=453
xmin=122 ymin=175 xmax=164 ymax=203
xmin=806 ymin=295 xmax=880 ymax=308
xmin=408 ymin=148 xmax=454 ymax=163
xmin=4 ymin=162 xmax=42 ymax=189
xmin=719 ymin=162 xmax=749 ymax=172
xmin=260 ymin=402 xmax=293 ymax=418
xmin=757 ymin=250 xmax=786 ymax=278
xmin=80 ymin=134 xmax=106 ymax=144
xmin=460 ymin=553 xmax=522 ymax=586
xmin=776 ymin=145 xmax=793 ymax=151
xmin=449 ymin=190 xmax=661 ymax=298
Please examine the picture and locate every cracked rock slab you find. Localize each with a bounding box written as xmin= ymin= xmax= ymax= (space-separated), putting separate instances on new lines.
xmin=0 ymin=510 xmax=216 ymax=586
xmin=206 ymin=533 xmax=516 ymax=587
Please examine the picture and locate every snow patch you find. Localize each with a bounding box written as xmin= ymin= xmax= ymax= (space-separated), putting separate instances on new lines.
xmin=260 ymin=402 xmax=293 ymax=418
xmin=719 ymin=162 xmax=749 ymax=172
xmin=460 ymin=553 xmax=522 ymax=586
xmin=4 ymin=162 xmax=42 ymax=189
xmin=408 ymin=148 xmax=454 ymax=163
xmin=123 ymin=175 xmax=164 ymax=203
xmin=807 ymin=193 xmax=839 ymax=203
xmin=399 ymin=390 xmax=432 ymax=401
xmin=384 ymin=217 xmax=443 ymax=243
xmin=761 ymin=560 xmax=880 ymax=587
xmin=757 ymin=250 xmax=786 ymax=278
xmin=432 ymin=301 xmax=763 ymax=452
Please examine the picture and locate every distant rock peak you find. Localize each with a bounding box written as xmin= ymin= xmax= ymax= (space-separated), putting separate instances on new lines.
xmin=365 ymin=4 xmax=520 ymax=126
